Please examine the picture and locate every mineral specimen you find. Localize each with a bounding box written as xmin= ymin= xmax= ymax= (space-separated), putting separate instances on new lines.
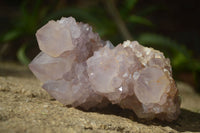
xmin=29 ymin=17 xmax=180 ymax=121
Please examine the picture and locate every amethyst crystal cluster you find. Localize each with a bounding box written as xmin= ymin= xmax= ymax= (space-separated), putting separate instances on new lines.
xmin=29 ymin=17 xmax=180 ymax=121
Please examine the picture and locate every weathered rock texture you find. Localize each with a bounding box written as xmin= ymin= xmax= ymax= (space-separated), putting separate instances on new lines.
xmin=29 ymin=17 xmax=180 ymax=121
xmin=1 ymin=62 xmax=200 ymax=133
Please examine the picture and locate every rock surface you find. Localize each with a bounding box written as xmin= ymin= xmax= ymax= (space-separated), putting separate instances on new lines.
xmin=29 ymin=17 xmax=180 ymax=121
xmin=0 ymin=62 xmax=200 ymax=132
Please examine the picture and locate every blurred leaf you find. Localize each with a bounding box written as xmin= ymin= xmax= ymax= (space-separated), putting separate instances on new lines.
xmin=120 ymin=0 xmax=138 ymax=18
xmin=128 ymin=15 xmax=153 ymax=26
xmin=137 ymin=5 xmax=160 ymax=16
xmin=1 ymin=30 xmax=21 ymax=42
xmin=172 ymin=52 xmax=188 ymax=68
xmin=17 ymin=44 xmax=30 ymax=65
xmin=32 ymin=0 xmax=41 ymax=16
xmin=16 ymin=0 xmax=41 ymax=34
xmin=125 ymin=0 xmax=138 ymax=11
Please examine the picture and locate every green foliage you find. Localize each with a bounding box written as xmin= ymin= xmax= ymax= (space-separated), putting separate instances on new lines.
xmin=121 ymin=0 xmax=138 ymax=16
xmin=125 ymin=0 xmax=138 ymax=11
xmin=17 ymin=44 xmax=30 ymax=65
xmin=0 ymin=0 xmax=47 ymax=64
xmin=128 ymin=15 xmax=153 ymax=26
xmin=0 ymin=0 xmax=199 ymax=88
xmin=1 ymin=30 xmax=22 ymax=42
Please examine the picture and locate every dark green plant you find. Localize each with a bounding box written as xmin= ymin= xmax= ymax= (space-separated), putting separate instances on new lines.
xmin=0 ymin=0 xmax=199 ymax=89
xmin=0 ymin=0 xmax=49 ymax=64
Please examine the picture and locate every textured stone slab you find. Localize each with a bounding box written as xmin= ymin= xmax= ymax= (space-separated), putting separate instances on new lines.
xmin=0 ymin=62 xmax=200 ymax=132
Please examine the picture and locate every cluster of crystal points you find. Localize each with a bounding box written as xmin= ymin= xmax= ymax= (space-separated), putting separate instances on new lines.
xmin=29 ymin=17 xmax=180 ymax=121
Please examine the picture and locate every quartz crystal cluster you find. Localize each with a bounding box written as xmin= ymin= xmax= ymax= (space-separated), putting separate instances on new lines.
xmin=29 ymin=17 xmax=180 ymax=121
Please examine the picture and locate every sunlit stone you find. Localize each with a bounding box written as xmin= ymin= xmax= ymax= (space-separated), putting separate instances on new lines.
xmin=29 ymin=17 xmax=180 ymax=121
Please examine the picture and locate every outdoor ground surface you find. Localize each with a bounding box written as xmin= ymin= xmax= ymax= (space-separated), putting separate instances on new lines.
xmin=0 ymin=62 xmax=200 ymax=133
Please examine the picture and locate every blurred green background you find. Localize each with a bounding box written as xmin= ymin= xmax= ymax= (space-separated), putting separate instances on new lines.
xmin=0 ymin=0 xmax=200 ymax=91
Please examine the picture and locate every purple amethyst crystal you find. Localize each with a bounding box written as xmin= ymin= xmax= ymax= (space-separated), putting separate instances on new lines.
xmin=29 ymin=17 xmax=180 ymax=121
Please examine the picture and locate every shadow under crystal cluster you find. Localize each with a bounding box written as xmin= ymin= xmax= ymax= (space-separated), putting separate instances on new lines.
xmin=29 ymin=17 xmax=180 ymax=121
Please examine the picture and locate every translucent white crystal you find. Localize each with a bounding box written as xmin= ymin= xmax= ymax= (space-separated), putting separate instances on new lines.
xmin=29 ymin=17 xmax=180 ymax=121
xmin=30 ymin=17 xmax=105 ymax=109
xmin=36 ymin=20 xmax=74 ymax=57
xmin=29 ymin=52 xmax=75 ymax=82
xmin=133 ymin=67 xmax=169 ymax=104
